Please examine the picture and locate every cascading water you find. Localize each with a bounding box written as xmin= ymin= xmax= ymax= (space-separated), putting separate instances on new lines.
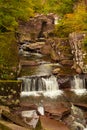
xmin=19 ymin=75 xmax=63 ymax=98
xmin=71 ymin=75 xmax=86 ymax=95
xmin=42 ymin=75 xmax=58 ymax=91
xmin=71 ymin=75 xmax=85 ymax=89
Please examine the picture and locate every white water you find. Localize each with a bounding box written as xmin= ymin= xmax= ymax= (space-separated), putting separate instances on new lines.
xmin=21 ymin=90 xmax=63 ymax=99
xmin=42 ymin=75 xmax=58 ymax=91
xmin=19 ymin=75 xmax=63 ymax=98
xmin=71 ymin=75 xmax=86 ymax=95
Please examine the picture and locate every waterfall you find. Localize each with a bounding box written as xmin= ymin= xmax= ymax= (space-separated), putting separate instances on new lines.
xmin=71 ymin=75 xmax=85 ymax=89
xmin=18 ymin=75 xmax=63 ymax=98
xmin=71 ymin=75 xmax=86 ymax=95
xmin=19 ymin=75 xmax=58 ymax=92
xmin=42 ymin=75 xmax=58 ymax=91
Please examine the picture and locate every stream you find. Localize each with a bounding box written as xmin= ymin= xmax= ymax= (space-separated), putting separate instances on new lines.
xmin=18 ymin=45 xmax=87 ymax=130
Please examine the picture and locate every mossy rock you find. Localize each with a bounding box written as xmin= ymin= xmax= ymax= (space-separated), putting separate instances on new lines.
xmin=0 ymin=80 xmax=22 ymax=106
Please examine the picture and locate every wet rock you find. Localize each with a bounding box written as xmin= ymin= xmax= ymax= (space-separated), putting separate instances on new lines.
xmin=40 ymin=116 xmax=69 ymax=130
xmin=20 ymin=60 xmax=40 ymax=66
xmin=63 ymin=103 xmax=87 ymax=130
xmin=74 ymin=103 xmax=87 ymax=110
xmin=44 ymin=103 xmax=70 ymax=120
xmin=63 ymin=115 xmax=86 ymax=130
xmin=22 ymin=42 xmax=45 ymax=52
xmin=20 ymin=103 xmax=37 ymax=110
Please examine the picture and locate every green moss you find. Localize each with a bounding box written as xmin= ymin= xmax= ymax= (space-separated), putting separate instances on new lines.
xmin=0 ymin=32 xmax=19 ymax=80
xmin=0 ymin=32 xmax=19 ymax=66
xmin=34 ymin=118 xmax=42 ymax=130
xmin=0 ymin=80 xmax=21 ymax=83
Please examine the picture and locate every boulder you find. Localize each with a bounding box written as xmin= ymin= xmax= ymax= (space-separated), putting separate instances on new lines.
xmin=21 ymin=110 xmax=39 ymax=129
xmin=44 ymin=102 xmax=70 ymax=120
xmin=72 ymin=64 xmax=83 ymax=74
xmin=40 ymin=42 xmax=52 ymax=55
xmin=22 ymin=42 xmax=45 ymax=52
xmin=76 ymin=66 xmax=83 ymax=74
xmin=52 ymin=68 xmax=61 ymax=75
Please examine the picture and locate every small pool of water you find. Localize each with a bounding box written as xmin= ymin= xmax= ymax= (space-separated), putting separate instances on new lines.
xmin=20 ymin=63 xmax=60 ymax=76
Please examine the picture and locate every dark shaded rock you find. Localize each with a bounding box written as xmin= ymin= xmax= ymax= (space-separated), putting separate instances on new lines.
xmin=60 ymin=60 xmax=73 ymax=66
xmin=74 ymin=103 xmax=87 ymax=110
xmin=58 ymin=77 xmax=71 ymax=89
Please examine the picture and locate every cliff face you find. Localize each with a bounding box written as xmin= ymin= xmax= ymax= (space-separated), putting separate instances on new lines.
xmin=69 ymin=32 xmax=87 ymax=73
xmin=18 ymin=14 xmax=87 ymax=74
xmin=17 ymin=14 xmax=55 ymax=43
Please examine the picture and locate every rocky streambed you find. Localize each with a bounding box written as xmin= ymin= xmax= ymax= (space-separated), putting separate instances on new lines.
xmin=1 ymin=91 xmax=87 ymax=130
xmin=1 ymin=14 xmax=87 ymax=130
